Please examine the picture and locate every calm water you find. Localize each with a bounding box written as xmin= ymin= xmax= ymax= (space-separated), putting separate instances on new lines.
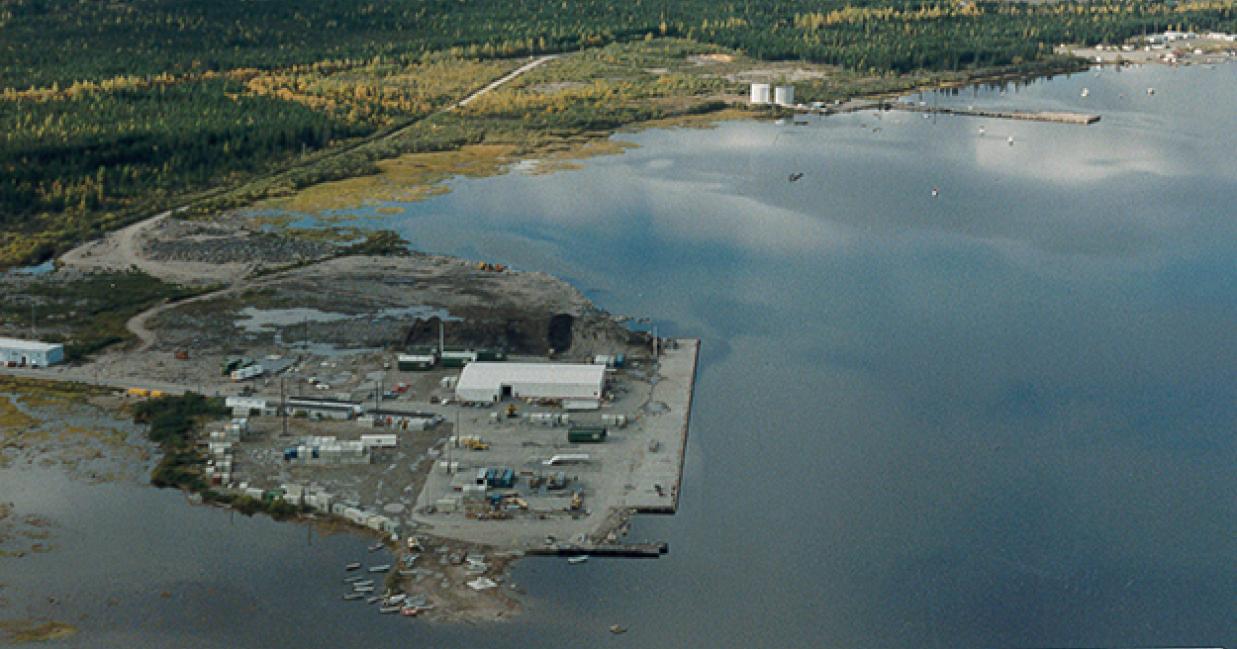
xmin=5 ymin=64 xmax=1235 ymax=648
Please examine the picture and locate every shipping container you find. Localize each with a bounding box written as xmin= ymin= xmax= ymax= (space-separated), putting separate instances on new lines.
xmin=567 ymin=426 xmax=607 ymax=443
xmin=397 ymin=353 xmax=437 ymax=371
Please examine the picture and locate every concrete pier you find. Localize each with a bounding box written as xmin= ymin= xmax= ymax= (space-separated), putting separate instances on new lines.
xmin=526 ymin=542 xmax=669 ymax=558
xmin=623 ymin=338 xmax=700 ymax=514
xmin=882 ymin=103 xmax=1100 ymax=124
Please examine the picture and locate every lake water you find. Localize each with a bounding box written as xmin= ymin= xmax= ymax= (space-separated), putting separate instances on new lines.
xmin=4 ymin=63 xmax=1234 ymax=648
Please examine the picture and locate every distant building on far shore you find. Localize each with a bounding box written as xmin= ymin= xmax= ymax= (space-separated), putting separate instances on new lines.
xmin=0 ymin=336 xmax=64 ymax=367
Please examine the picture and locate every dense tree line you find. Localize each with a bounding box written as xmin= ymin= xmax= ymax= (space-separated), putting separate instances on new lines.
xmin=3 ymin=1 xmax=1233 ymax=89
xmin=0 ymin=78 xmax=369 ymax=261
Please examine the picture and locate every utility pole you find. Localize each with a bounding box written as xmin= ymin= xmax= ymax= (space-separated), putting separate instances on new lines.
xmin=280 ymin=376 xmax=289 ymax=437
xmin=438 ymin=319 xmax=445 ymax=356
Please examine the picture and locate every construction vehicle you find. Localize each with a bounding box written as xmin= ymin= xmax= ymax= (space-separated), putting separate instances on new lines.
xmin=504 ymin=403 xmax=518 ymax=418
xmin=569 ymin=491 xmax=582 ymax=511
xmin=461 ymin=438 xmax=490 ymax=451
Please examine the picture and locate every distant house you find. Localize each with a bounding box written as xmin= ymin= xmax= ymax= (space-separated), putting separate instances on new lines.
xmin=0 ymin=336 xmax=64 ymax=367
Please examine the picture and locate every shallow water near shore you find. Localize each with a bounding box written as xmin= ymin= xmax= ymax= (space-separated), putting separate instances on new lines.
xmin=4 ymin=63 xmax=1235 ymax=648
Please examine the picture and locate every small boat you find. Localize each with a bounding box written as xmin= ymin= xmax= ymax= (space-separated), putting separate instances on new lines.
xmin=398 ymin=569 xmax=416 ymax=577
xmin=368 ymin=542 xmax=384 ymax=552
xmin=369 ymin=564 xmax=391 ymax=573
xmin=343 ymin=593 xmax=364 ymax=601
xmin=1147 ymin=87 xmax=1155 ymax=95
xmin=609 ymin=624 xmax=627 ymax=634
xmin=345 ymin=562 xmax=361 ymax=571
xmin=352 ymin=579 xmax=375 ymax=587
xmin=366 ymin=596 xmax=381 ymax=604
xmin=379 ymin=606 xmax=402 ymax=614
xmin=978 ymin=126 xmax=985 ymax=135
xmin=930 ymin=187 xmax=939 ymax=198
xmin=1081 ymin=87 xmax=1090 ymax=97
xmin=567 ymin=555 xmax=589 ymax=564
xmin=386 ymin=594 xmax=407 ymax=605
xmin=401 ymin=606 xmax=420 ymax=617
xmin=1007 ymin=136 xmax=1015 ymax=146
xmin=354 ymin=586 xmax=375 ymax=593
xmin=788 ymin=172 xmax=804 ymax=182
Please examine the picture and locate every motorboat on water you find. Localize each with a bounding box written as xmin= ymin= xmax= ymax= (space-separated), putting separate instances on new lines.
xmin=567 ymin=555 xmax=589 ymax=564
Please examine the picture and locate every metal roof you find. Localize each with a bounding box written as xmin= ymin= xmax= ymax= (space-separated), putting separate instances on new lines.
xmin=0 ymin=336 xmax=63 ymax=352
xmin=456 ymin=362 xmax=604 ymax=390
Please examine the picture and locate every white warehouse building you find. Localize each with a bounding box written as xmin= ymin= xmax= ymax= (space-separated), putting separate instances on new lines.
xmin=0 ymin=337 xmax=64 ymax=367
xmin=455 ymin=362 xmax=606 ymax=406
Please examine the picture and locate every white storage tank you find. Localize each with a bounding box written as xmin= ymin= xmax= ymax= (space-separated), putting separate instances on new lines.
xmin=750 ymin=83 xmax=771 ymax=104
xmin=774 ymin=84 xmax=795 ymax=107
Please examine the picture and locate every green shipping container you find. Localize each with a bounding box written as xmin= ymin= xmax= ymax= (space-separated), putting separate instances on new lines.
xmin=567 ymin=426 xmax=607 ymax=443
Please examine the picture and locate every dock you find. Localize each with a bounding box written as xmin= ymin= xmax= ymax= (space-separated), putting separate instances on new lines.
xmin=878 ymin=103 xmax=1099 ymax=125
xmin=624 ymin=338 xmax=700 ymax=515
xmin=776 ymin=99 xmax=1100 ymax=125
xmin=526 ymin=542 xmax=669 ymax=558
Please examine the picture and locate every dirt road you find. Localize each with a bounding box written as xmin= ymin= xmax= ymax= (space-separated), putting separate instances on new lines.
xmin=57 ymin=55 xmax=559 ymax=353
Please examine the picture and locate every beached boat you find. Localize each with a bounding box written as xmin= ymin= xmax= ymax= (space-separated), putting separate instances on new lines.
xmin=386 ymin=594 xmax=407 ymax=605
xmin=567 ymin=555 xmax=588 ymax=564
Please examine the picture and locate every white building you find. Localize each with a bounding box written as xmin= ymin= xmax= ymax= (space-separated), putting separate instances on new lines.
xmin=455 ymin=362 xmax=605 ymax=406
xmin=225 ymin=396 xmax=270 ymax=417
xmin=749 ymin=82 xmax=771 ymax=105
xmin=774 ymin=84 xmax=795 ymax=107
xmin=0 ymin=337 xmax=64 ymax=367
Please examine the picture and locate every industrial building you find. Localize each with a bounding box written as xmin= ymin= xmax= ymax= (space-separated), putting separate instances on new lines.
xmin=455 ymin=362 xmax=605 ymax=407
xmin=358 ymin=408 xmax=443 ymax=431
xmin=284 ymin=397 xmax=364 ymax=420
xmin=0 ymin=336 xmax=64 ymax=367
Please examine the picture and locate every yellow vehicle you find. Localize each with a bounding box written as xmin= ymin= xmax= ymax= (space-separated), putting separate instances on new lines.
xmin=126 ymin=387 xmax=150 ymax=398
xmin=462 ymin=438 xmax=490 ymax=451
